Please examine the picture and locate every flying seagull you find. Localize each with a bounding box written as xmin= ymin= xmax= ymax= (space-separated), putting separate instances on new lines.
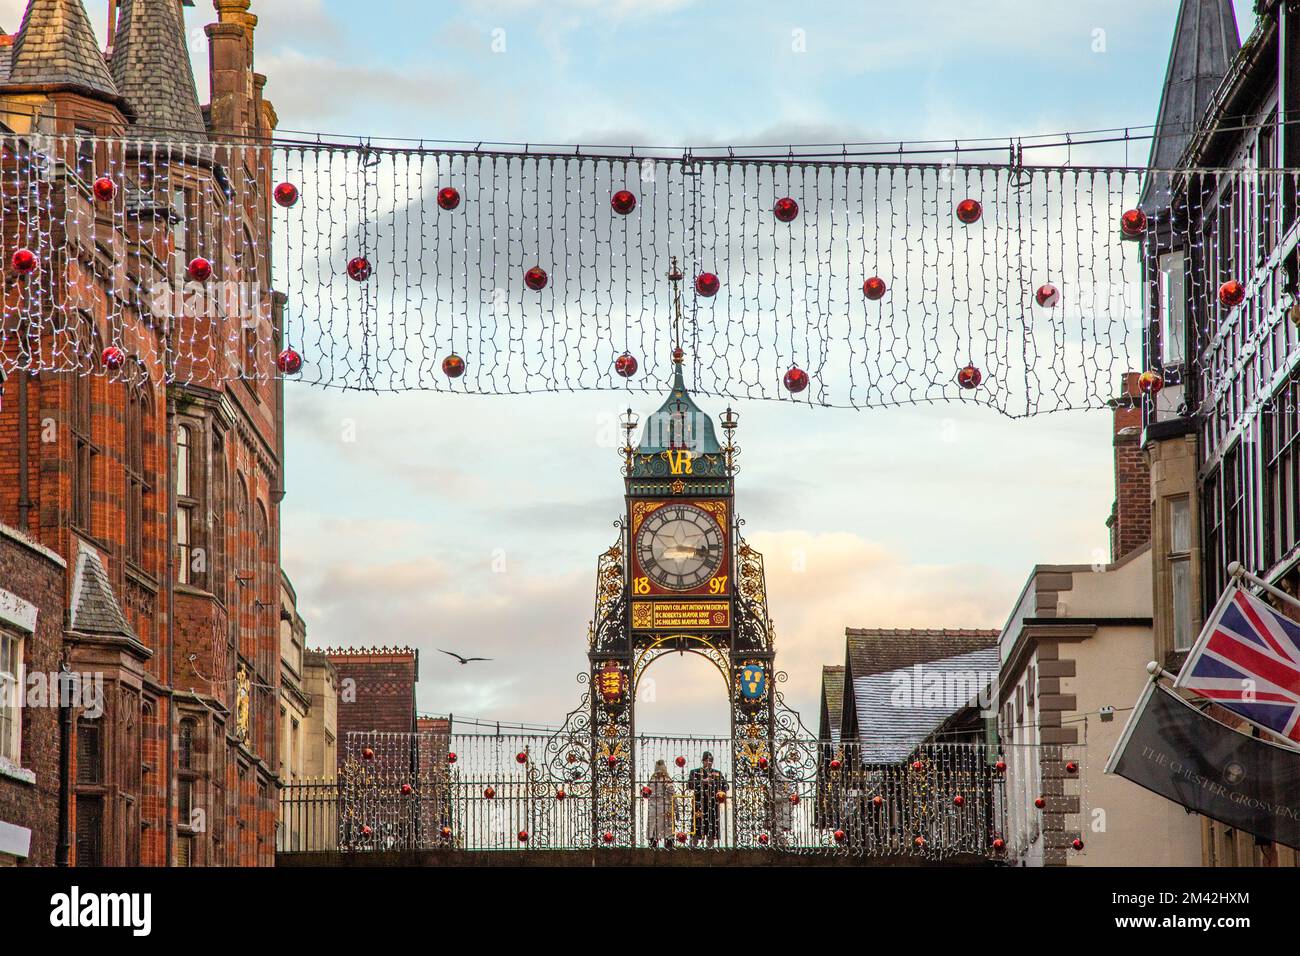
xmin=439 ymin=649 xmax=493 ymax=665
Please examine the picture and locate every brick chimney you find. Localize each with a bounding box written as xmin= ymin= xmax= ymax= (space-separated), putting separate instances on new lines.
xmin=1107 ymin=372 xmax=1151 ymax=561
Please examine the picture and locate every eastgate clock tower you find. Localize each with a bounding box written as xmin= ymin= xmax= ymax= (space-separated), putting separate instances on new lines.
xmin=574 ymin=268 xmax=802 ymax=847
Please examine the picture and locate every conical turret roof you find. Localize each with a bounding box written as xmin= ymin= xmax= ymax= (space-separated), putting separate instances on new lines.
xmin=7 ymin=0 xmax=118 ymax=98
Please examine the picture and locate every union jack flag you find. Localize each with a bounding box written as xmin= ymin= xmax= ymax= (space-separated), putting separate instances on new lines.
xmin=1174 ymin=583 xmax=1300 ymax=743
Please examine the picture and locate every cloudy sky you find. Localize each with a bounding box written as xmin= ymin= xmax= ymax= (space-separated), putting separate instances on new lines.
xmin=3 ymin=0 xmax=1255 ymax=734
xmin=263 ymin=0 xmax=1253 ymax=736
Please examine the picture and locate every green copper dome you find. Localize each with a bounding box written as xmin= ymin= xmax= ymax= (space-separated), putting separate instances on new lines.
xmin=636 ymin=362 xmax=722 ymax=455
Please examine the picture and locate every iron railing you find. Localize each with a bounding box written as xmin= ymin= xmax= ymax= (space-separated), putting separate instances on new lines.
xmin=278 ymin=733 xmax=1030 ymax=859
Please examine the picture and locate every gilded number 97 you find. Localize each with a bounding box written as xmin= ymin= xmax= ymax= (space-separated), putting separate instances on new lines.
xmin=708 ymin=576 xmax=728 ymax=595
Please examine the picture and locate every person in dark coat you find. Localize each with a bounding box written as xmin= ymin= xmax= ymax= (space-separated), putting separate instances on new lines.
xmin=688 ymin=751 xmax=728 ymax=847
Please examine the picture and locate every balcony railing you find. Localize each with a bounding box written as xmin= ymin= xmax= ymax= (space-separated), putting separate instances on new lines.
xmin=277 ymin=733 xmax=1011 ymax=859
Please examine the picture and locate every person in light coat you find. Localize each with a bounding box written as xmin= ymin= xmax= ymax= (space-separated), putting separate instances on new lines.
xmin=646 ymin=759 xmax=677 ymax=847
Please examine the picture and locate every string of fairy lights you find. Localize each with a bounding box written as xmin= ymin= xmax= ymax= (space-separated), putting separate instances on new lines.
xmin=1 ymin=131 xmax=1297 ymax=416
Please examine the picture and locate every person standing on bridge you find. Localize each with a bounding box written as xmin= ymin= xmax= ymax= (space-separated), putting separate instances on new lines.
xmin=646 ymin=759 xmax=676 ymax=848
xmin=688 ymin=752 xmax=728 ymax=847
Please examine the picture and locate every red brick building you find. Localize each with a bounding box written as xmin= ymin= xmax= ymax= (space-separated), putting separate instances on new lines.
xmin=0 ymin=522 xmax=65 ymax=866
xmin=0 ymin=0 xmax=283 ymax=865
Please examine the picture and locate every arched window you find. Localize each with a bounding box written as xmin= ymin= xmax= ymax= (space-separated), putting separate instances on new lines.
xmin=237 ymin=476 xmax=252 ymax=598
xmin=254 ymin=502 xmax=270 ymax=668
xmin=175 ymin=425 xmax=191 ymax=497
xmin=70 ymin=361 xmax=96 ymax=533
xmin=178 ymin=718 xmax=196 ymax=771
xmin=125 ymin=385 xmax=149 ymax=568
xmin=176 ymin=424 xmax=192 ymax=583
xmin=211 ymin=434 xmax=226 ymax=601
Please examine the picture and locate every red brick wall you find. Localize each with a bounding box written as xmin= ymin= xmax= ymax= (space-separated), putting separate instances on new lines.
xmin=0 ymin=5 xmax=283 ymax=866
xmin=0 ymin=526 xmax=66 ymax=866
xmin=1111 ymin=372 xmax=1151 ymax=561
xmin=326 ymin=649 xmax=419 ymax=770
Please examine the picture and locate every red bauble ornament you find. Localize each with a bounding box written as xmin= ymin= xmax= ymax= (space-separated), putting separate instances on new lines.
xmin=516 ymin=751 xmax=528 ymax=764
xmin=675 ymin=756 xmax=686 ymax=768
xmin=953 ymin=794 xmax=965 ymax=807
xmin=641 ymin=785 xmax=653 ymax=798
xmin=484 ymin=786 xmax=495 ymax=799
xmin=607 ymin=755 xmax=618 ymax=768
xmin=442 ymin=353 xmax=465 ymax=378
xmin=1120 ymin=207 xmax=1147 ymax=239
xmin=400 ymin=783 xmax=413 ymax=796
xmin=361 ymin=747 xmax=375 ymax=761
xmin=614 ymin=352 xmax=638 ymax=378
xmin=715 ymin=790 xmax=727 ymax=804
xmin=611 ymin=189 xmax=636 ymax=215
xmin=862 ymin=276 xmax=887 ymax=301
xmin=758 ymin=833 xmax=770 ymax=845
xmin=773 ymin=197 xmax=799 ymax=222
xmin=790 ymin=793 xmax=800 ymax=805
xmin=1218 ymin=279 xmax=1245 ymax=307
xmin=277 ymin=348 xmax=302 ymax=375
xmin=10 ymin=248 xmax=37 ymax=275
xmin=447 ymin=752 xmax=457 ymax=764
xmin=995 ymin=759 xmax=1007 ymax=773
xmin=93 ymin=177 xmax=116 ymax=203
xmin=518 ymin=830 xmax=529 ymax=842
xmin=833 ymin=829 xmax=846 ymax=843
xmin=361 ymin=825 xmax=373 ymax=837
xmin=676 ymin=831 xmax=688 ymax=844
xmin=273 ymin=182 xmax=299 ymax=207
xmin=911 ymin=760 xmax=924 ymax=772
xmin=1065 ymin=761 xmax=1079 ymax=774
xmin=871 ymin=795 xmax=883 ymax=808
xmin=440 ymin=825 xmax=452 ymax=839
xmin=1034 ymin=796 xmax=1046 ymax=810
xmin=914 ymin=836 xmax=926 ymax=848
xmin=830 ymin=759 xmax=842 ymax=771
xmin=347 ymin=256 xmax=371 ymax=281
xmin=187 ymin=256 xmax=212 ymax=282
xmin=957 ymin=363 xmax=982 ymax=389
xmin=956 ymin=198 xmax=983 ymax=224
xmin=101 ymin=346 xmax=126 ymax=370
xmin=783 ymin=366 xmax=809 ymax=394
xmin=992 ymin=837 xmax=1006 ymax=851
xmin=672 ymin=346 xmax=685 ymax=363
xmin=1035 ymin=283 xmax=1060 ymax=307
xmin=1138 ymin=370 xmax=1162 ymax=395
xmin=1072 ymin=838 xmax=1085 ymax=851
xmin=694 ymin=272 xmax=720 ymax=297
xmin=436 ymin=186 xmax=461 ymax=211
xmin=524 ymin=266 xmax=548 ymax=291
xmin=757 ymin=756 xmax=769 ymax=770
xmin=555 ymin=788 xmax=567 ymax=801
xmin=603 ymin=831 xmax=615 ymax=844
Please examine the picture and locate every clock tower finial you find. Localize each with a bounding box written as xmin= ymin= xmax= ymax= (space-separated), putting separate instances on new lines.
xmin=667 ymin=256 xmax=685 ymax=366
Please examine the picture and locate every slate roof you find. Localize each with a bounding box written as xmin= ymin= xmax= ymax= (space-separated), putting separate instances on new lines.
xmin=6 ymin=0 xmax=119 ymax=97
xmin=849 ymin=644 xmax=1000 ymax=764
xmin=844 ymin=627 xmax=1000 ymax=681
xmin=111 ymin=0 xmax=206 ymax=137
xmin=69 ymin=545 xmax=138 ymax=639
xmin=1141 ymin=0 xmax=1240 ymax=211
xmin=819 ymin=665 xmax=845 ymax=745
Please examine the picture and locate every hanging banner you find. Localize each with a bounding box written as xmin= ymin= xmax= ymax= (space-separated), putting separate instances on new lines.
xmin=1105 ymin=681 xmax=1300 ymax=848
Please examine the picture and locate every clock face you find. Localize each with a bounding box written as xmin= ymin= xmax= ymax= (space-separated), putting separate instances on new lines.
xmin=635 ymin=504 xmax=726 ymax=591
